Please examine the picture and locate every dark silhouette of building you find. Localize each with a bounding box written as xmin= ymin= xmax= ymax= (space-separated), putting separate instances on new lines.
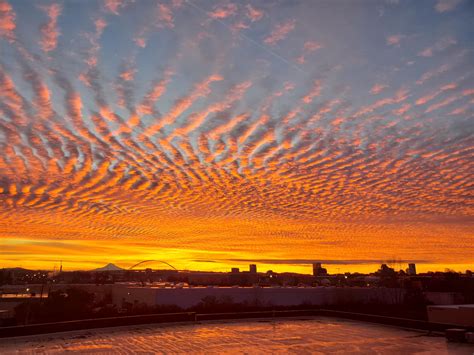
xmin=378 ymin=264 xmax=396 ymax=277
xmin=312 ymin=263 xmax=328 ymax=277
xmin=231 ymin=268 xmax=239 ymax=273
xmin=407 ymin=263 xmax=417 ymax=276
xmin=249 ymin=264 xmax=257 ymax=273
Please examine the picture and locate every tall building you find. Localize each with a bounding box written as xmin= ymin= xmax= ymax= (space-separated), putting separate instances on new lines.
xmin=312 ymin=263 xmax=328 ymax=277
xmin=249 ymin=264 xmax=257 ymax=273
xmin=407 ymin=263 xmax=417 ymax=275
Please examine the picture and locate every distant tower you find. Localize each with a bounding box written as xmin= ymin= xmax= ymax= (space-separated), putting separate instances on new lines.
xmin=59 ymin=260 xmax=63 ymax=273
xmin=249 ymin=264 xmax=257 ymax=273
xmin=231 ymin=267 xmax=240 ymax=273
xmin=407 ymin=263 xmax=416 ymax=275
xmin=313 ymin=263 xmax=328 ymax=277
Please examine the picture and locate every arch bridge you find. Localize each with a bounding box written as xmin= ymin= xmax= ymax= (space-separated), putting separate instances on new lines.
xmin=128 ymin=260 xmax=178 ymax=270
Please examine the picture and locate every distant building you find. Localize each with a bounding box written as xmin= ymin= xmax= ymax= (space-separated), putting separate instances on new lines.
xmin=378 ymin=264 xmax=395 ymax=277
xmin=249 ymin=264 xmax=257 ymax=273
xmin=312 ymin=263 xmax=328 ymax=277
xmin=407 ymin=263 xmax=417 ymax=275
xmin=231 ymin=268 xmax=240 ymax=273
xmin=112 ymin=285 xmax=407 ymax=309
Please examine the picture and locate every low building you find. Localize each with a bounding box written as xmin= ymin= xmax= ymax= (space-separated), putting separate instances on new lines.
xmin=111 ymin=285 xmax=406 ymax=309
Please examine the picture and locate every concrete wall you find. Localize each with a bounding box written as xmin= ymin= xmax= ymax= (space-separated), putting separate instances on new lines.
xmin=427 ymin=305 xmax=474 ymax=327
xmin=112 ymin=286 xmax=406 ymax=309
xmin=424 ymin=292 xmax=464 ymax=305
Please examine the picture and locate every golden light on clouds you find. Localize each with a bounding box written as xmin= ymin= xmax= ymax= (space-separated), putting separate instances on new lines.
xmin=0 ymin=0 xmax=473 ymax=273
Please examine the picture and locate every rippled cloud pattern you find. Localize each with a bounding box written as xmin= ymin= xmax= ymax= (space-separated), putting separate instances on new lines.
xmin=0 ymin=0 xmax=473 ymax=272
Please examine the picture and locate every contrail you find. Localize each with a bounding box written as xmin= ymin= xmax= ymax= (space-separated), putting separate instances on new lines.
xmin=184 ymin=0 xmax=307 ymax=74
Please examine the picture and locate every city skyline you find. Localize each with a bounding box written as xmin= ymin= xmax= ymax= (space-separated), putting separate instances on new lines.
xmin=1 ymin=0 xmax=473 ymax=274
xmin=2 ymin=257 xmax=435 ymax=275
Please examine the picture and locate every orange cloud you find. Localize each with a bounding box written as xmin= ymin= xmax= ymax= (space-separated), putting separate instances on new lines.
xmin=415 ymin=82 xmax=456 ymax=105
xmin=39 ymin=3 xmax=62 ymax=52
xmin=230 ymin=21 xmax=249 ymax=34
xmin=296 ymin=41 xmax=322 ymax=64
xmin=370 ymin=84 xmax=388 ymax=95
xmin=425 ymin=95 xmax=458 ymax=113
xmin=386 ymin=34 xmax=404 ymax=46
xmin=171 ymin=80 xmax=252 ymax=139
xmin=435 ymin=0 xmax=462 ymax=12
xmin=208 ymin=3 xmax=237 ymax=19
xmin=0 ymin=0 xmax=16 ymax=41
xmin=157 ymin=3 xmax=175 ymax=29
xmin=119 ymin=67 xmax=136 ymax=81
xmin=137 ymin=69 xmax=174 ymax=115
xmin=0 ymin=68 xmax=28 ymax=126
xmin=246 ymin=4 xmax=263 ymax=22
xmin=418 ymin=36 xmax=456 ymax=57
xmin=103 ymin=0 xmax=123 ymax=15
xmin=79 ymin=17 xmax=107 ymax=76
xmin=302 ymin=80 xmax=322 ymax=104
xmin=264 ymin=19 xmax=296 ymax=46
xmin=144 ymin=74 xmax=223 ymax=137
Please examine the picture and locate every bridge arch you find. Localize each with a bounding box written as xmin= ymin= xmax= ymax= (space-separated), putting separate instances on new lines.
xmin=129 ymin=260 xmax=177 ymax=270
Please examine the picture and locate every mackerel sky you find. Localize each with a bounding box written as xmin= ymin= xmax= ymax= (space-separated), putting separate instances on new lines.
xmin=0 ymin=0 xmax=473 ymax=272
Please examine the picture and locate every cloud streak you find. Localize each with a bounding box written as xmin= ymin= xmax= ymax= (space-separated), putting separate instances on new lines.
xmin=435 ymin=0 xmax=463 ymax=12
xmin=0 ymin=0 xmax=16 ymax=41
xmin=39 ymin=3 xmax=62 ymax=52
xmin=264 ymin=19 xmax=296 ymax=46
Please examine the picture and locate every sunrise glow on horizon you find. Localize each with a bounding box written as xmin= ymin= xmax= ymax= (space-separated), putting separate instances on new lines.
xmin=0 ymin=0 xmax=473 ymax=274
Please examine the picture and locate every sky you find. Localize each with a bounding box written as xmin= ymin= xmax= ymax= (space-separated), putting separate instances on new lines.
xmin=0 ymin=0 xmax=473 ymax=274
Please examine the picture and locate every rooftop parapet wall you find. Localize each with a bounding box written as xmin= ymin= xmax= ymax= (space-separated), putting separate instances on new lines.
xmin=112 ymin=286 xmax=406 ymax=309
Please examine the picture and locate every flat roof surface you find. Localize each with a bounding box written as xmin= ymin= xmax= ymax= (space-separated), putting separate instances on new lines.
xmin=1 ymin=317 xmax=473 ymax=354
